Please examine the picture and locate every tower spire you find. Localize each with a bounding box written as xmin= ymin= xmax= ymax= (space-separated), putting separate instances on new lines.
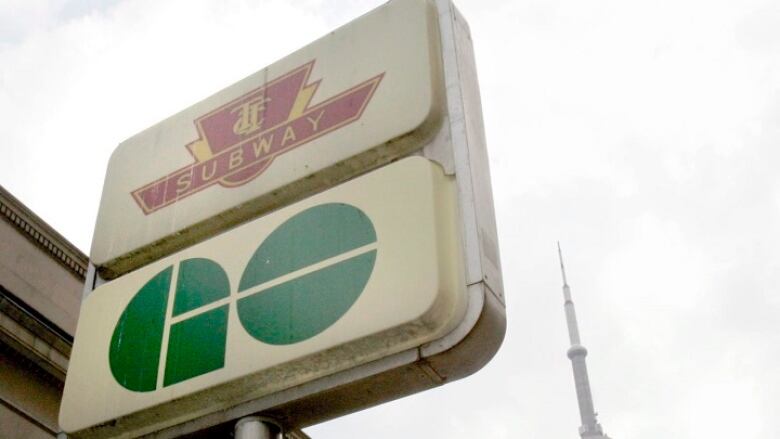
xmin=558 ymin=241 xmax=568 ymax=287
xmin=557 ymin=243 xmax=609 ymax=439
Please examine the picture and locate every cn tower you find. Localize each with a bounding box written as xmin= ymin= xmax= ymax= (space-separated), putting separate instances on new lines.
xmin=557 ymin=243 xmax=611 ymax=439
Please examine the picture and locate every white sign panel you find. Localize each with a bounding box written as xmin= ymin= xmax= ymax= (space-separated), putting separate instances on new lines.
xmin=91 ymin=0 xmax=444 ymax=277
xmin=61 ymin=158 xmax=466 ymax=438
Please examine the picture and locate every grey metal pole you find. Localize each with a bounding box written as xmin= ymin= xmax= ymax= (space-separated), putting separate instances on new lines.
xmin=235 ymin=416 xmax=276 ymax=439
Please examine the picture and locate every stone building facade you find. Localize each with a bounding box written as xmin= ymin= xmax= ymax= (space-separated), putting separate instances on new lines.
xmin=0 ymin=185 xmax=87 ymax=438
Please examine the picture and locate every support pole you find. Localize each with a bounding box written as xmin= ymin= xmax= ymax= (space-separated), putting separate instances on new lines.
xmin=235 ymin=416 xmax=276 ymax=439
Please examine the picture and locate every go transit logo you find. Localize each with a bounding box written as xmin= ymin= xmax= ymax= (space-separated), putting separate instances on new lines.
xmin=109 ymin=203 xmax=377 ymax=392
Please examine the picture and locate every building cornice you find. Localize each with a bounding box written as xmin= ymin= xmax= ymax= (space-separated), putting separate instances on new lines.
xmin=0 ymin=185 xmax=87 ymax=279
xmin=0 ymin=286 xmax=71 ymax=382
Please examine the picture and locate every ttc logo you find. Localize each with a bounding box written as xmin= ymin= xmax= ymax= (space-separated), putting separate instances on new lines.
xmin=130 ymin=61 xmax=384 ymax=215
xmin=109 ymin=203 xmax=377 ymax=392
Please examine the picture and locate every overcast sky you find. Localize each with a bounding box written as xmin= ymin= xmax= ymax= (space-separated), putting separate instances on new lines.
xmin=2 ymin=0 xmax=780 ymax=437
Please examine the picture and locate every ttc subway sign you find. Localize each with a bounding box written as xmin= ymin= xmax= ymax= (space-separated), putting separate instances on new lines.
xmin=90 ymin=0 xmax=441 ymax=279
xmin=131 ymin=63 xmax=383 ymax=215
xmin=61 ymin=0 xmax=505 ymax=437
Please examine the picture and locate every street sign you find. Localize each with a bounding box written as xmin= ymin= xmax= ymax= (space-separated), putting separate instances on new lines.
xmin=61 ymin=158 xmax=467 ymax=437
xmin=64 ymin=0 xmax=506 ymax=436
xmin=91 ymin=0 xmax=444 ymax=278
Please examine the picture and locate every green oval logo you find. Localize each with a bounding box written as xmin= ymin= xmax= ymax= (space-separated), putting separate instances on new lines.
xmin=109 ymin=203 xmax=377 ymax=391
xmin=237 ymin=203 xmax=377 ymax=345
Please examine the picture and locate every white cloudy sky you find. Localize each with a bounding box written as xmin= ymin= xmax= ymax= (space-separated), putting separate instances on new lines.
xmin=2 ymin=0 xmax=780 ymax=437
